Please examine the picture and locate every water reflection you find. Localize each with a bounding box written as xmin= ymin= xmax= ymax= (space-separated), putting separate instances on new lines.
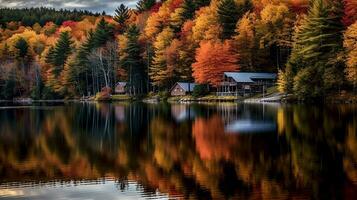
xmin=0 ymin=102 xmax=356 ymax=199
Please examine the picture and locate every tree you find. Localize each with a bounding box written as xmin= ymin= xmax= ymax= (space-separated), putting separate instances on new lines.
xmin=114 ymin=4 xmax=131 ymax=32
xmin=14 ymin=37 xmax=29 ymax=59
xmin=233 ymin=13 xmax=256 ymax=71
xmin=194 ymin=0 xmax=211 ymax=8
xmin=136 ymin=0 xmax=157 ymax=13
xmin=257 ymin=2 xmax=292 ymax=70
xmin=344 ymin=22 xmax=357 ymax=91
xmin=217 ymin=0 xmax=252 ymax=39
xmin=1 ymin=68 xmax=17 ymax=99
xmin=122 ymin=25 xmax=147 ymax=95
xmin=92 ymin=18 xmax=113 ymax=47
xmin=181 ymin=0 xmax=197 ymax=20
xmin=47 ymin=31 xmax=74 ymax=76
xmin=286 ymin=0 xmax=345 ymax=98
xmin=14 ymin=37 xmax=31 ymax=72
xmin=150 ymin=27 xmax=175 ymax=87
xmin=192 ymin=41 xmax=239 ymax=86
xmin=192 ymin=4 xmax=220 ymax=42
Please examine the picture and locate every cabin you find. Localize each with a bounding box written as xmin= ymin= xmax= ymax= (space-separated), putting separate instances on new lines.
xmin=170 ymin=82 xmax=196 ymax=96
xmin=218 ymin=72 xmax=277 ymax=96
xmin=115 ymin=82 xmax=127 ymax=94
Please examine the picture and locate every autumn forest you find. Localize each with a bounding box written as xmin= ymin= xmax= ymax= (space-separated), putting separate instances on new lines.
xmin=0 ymin=0 xmax=356 ymax=100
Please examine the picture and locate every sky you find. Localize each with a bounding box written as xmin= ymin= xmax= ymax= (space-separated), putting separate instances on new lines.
xmin=0 ymin=0 xmax=138 ymax=15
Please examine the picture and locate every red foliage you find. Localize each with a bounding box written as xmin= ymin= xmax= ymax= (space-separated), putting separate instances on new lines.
xmin=179 ymin=20 xmax=194 ymax=39
xmin=150 ymin=2 xmax=162 ymax=13
xmin=192 ymin=41 xmax=240 ymax=87
xmin=169 ymin=0 xmax=184 ymax=11
xmin=96 ymin=87 xmax=112 ymax=101
xmin=289 ymin=0 xmax=309 ymax=14
xmin=62 ymin=20 xmax=77 ymax=28
xmin=343 ymin=0 xmax=357 ymax=26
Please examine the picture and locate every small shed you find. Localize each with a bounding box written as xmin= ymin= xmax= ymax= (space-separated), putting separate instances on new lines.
xmin=170 ymin=82 xmax=196 ymax=96
xmin=115 ymin=82 xmax=127 ymax=94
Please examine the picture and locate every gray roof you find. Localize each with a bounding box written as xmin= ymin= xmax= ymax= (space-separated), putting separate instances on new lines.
xmin=224 ymin=72 xmax=277 ymax=83
xmin=116 ymin=82 xmax=127 ymax=86
xmin=176 ymin=82 xmax=196 ymax=92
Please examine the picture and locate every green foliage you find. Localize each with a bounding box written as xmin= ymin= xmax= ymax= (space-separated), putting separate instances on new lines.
xmin=192 ymin=84 xmax=209 ymax=97
xmin=92 ymin=18 xmax=114 ymax=47
xmin=14 ymin=37 xmax=29 ymax=59
xmin=218 ymin=0 xmax=252 ymax=39
xmin=0 ymin=7 xmax=99 ymax=27
xmin=47 ymin=31 xmax=74 ymax=76
xmin=1 ymin=70 xmax=17 ymax=100
xmin=194 ymin=0 xmax=211 ymax=8
xmin=181 ymin=0 xmax=197 ymax=20
xmin=136 ymin=0 xmax=157 ymax=13
xmin=114 ymin=4 xmax=131 ymax=31
xmin=285 ymin=0 xmax=345 ymax=99
xmin=122 ymin=25 xmax=147 ymax=95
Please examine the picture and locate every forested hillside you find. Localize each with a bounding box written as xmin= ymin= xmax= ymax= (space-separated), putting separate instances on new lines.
xmin=0 ymin=0 xmax=356 ymax=100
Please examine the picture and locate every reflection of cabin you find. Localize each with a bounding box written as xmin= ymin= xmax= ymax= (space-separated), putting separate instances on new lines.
xmin=170 ymin=82 xmax=196 ymax=96
xmin=218 ymin=72 xmax=277 ymax=96
xmin=115 ymin=82 xmax=127 ymax=94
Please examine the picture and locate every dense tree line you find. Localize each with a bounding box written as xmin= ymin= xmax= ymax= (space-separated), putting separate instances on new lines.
xmin=0 ymin=7 xmax=100 ymax=27
xmin=0 ymin=0 xmax=356 ymax=100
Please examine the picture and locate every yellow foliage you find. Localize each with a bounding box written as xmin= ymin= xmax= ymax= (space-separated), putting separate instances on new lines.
xmin=344 ymin=22 xmax=357 ymax=86
xmin=192 ymin=3 xmax=220 ymax=42
xmin=260 ymin=3 xmax=289 ymax=24
xmin=144 ymin=0 xmax=177 ymax=40
xmin=117 ymin=34 xmax=129 ymax=60
xmin=58 ymin=26 xmax=72 ymax=33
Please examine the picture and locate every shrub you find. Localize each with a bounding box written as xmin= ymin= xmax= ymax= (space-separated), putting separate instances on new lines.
xmin=96 ymin=86 xmax=112 ymax=101
xmin=192 ymin=84 xmax=209 ymax=97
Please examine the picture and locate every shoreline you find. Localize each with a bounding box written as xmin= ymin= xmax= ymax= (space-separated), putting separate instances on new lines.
xmin=1 ymin=93 xmax=357 ymax=104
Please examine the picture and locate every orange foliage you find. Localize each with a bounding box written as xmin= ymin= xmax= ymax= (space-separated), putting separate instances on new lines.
xmin=192 ymin=41 xmax=239 ymax=86
xmin=169 ymin=0 xmax=184 ymax=11
xmin=192 ymin=115 xmax=238 ymax=161
xmin=180 ymin=20 xmax=194 ymax=38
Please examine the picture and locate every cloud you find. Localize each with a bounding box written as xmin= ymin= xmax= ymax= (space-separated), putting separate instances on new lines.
xmin=0 ymin=0 xmax=138 ymax=15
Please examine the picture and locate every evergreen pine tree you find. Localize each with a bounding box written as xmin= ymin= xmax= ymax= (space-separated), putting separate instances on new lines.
xmin=92 ymin=18 xmax=113 ymax=47
xmin=14 ymin=37 xmax=29 ymax=59
xmin=136 ymin=0 xmax=156 ymax=13
xmin=122 ymin=25 xmax=146 ymax=95
xmin=218 ymin=0 xmax=252 ymax=39
xmin=181 ymin=0 xmax=196 ymax=20
xmin=194 ymin=0 xmax=211 ymax=8
xmin=14 ymin=37 xmax=31 ymax=71
xmin=114 ymin=4 xmax=131 ymax=32
xmin=286 ymin=0 xmax=345 ymax=98
xmin=49 ymin=31 xmax=74 ymax=76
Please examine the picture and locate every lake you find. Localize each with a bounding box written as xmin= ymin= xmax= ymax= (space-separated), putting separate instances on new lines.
xmin=0 ymin=102 xmax=356 ymax=199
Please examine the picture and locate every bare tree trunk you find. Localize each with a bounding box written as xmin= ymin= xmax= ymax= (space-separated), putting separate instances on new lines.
xmin=99 ymin=49 xmax=109 ymax=88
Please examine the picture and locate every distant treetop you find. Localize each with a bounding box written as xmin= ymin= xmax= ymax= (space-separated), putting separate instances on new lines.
xmin=0 ymin=7 xmax=100 ymax=27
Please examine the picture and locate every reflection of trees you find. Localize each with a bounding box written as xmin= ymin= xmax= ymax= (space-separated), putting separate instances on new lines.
xmin=0 ymin=103 xmax=357 ymax=199
xmin=280 ymin=105 xmax=357 ymax=199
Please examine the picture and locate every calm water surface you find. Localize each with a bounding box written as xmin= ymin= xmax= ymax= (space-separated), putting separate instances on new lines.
xmin=0 ymin=102 xmax=356 ymax=199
